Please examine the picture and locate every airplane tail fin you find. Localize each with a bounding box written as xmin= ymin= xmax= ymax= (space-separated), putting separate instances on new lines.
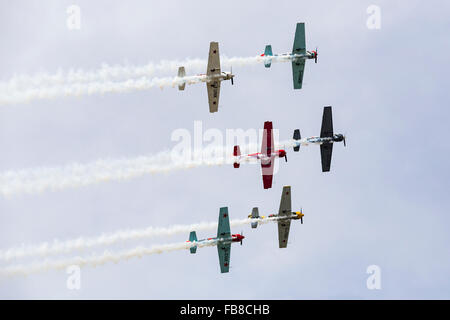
xmin=188 ymin=231 xmax=197 ymax=254
xmin=233 ymin=145 xmax=241 ymax=168
xmin=263 ymin=45 xmax=273 ymax=68
xmin=250 ymin=207 xmax=260 ymax=228
xmin=293 ymin=129 xmax=301 ymax=152
xmin=178 ymin=66 xmax=186 ymax=91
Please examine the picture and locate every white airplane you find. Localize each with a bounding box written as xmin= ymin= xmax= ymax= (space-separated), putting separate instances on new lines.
xmin=177 ymin=42 xmax=235 ymax=113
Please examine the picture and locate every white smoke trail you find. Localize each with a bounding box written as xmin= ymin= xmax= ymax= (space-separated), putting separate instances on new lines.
xmin=0 ymin=240 xmax=218 ymax=277
xmin=0 ymin=55 xmax=273 ymax=93
xmin=0 ymin=140 xmax=293 ymax=197
xmin=0 ymin=149 xmax=226 ymax=196
xmin=0 ymin=217 xmax=279 ymax=262
xmin=0 ymin=74 xmax=205 ymax=106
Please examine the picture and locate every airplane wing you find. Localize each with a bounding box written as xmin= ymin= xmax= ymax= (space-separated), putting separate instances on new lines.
xmin=261 ymin=121 xmax=273 ymax=156
xmin=292 ymin=60 xmax=305 ymax=89
xmin=261 ymin=172 xmax=273 ymax=189
xmin=260 ymin=121 xmax=274 ymax=189
xmin=320 ymin=106 xmax=333 ymax=138
xmin=320 ymin=106 xmax=333 ymax=172
xmin=292 ymin=23 xmax=306 ymax=55
xmin=217 ymin=206 xmax=231 ymax=273
xmin=207 ymin=81 xmax=220 ymax=113
xmin=217 ymin=207 xmax=231 ymax=238
xmin=277 ymin=186 xmax=292 ymax=248
xmin=278 ymin=186 xmax=292 ymax=216
xmin=206 ymin=42 xmax=221 ymax=113
xmin=291 ymin=23 xmax=307 ymax=90
xmin=207 ymin=42 xmax=221 ymax=76
xmin=320 ymin=143 xmax=333 ymax=172
xmin=278 ymin=220 xmax=291 ymax=248
xmin=217 ymin=243 xmax=231 ymax=273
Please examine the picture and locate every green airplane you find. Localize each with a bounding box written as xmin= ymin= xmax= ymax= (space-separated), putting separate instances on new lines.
xmin=187 ymin=207 xmax=244 ymax=273
xmin=261 ymin=22 xmax=317 ymax=89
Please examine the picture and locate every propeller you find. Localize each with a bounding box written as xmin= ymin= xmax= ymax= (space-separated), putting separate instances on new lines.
xmin=343 ymin=133 xmax=347 ymax=147
xmin=300 ymin=207 xmax=303 ymax=224
xmin=284 ymin=154 xmax=288 ymax=162
xmin=314 ymin=47 xmax=318 ymax=63
xmin=240 ymin=230 xmax=244 ymax=245
xmin=230 ymin=66 xmax=234 ymax=85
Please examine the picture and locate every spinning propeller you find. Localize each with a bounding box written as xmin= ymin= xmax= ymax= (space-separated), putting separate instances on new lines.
xmin=230 ymin=66 xmax=234 ymax=85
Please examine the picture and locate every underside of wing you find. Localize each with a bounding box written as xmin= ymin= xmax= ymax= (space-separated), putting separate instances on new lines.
xmin=278 ymin=220 xmax=291 ymax=248
xmin=217 ymin=243 xmax=231 ymax=273
xmin=207 ymin=81 xmax=220 ymax=113
xmin=320 ymin=106 xmax=333 ymax=138
xmin=207 ymin=42 xmax=221 ymax=76
xmin=278 ymin=186 xmax=292 ymax=216
xmin=217 ymin=207 xmax=231 ymax=238
xmin=320 ymin=143 xmax=333 ymax=172
xmin=261 ymin=172 xmax=273 ymax=189
xmin=292 ymin=60 xmax=305 ymax=89
xmin=292 ymin=23 xmax=306 ymax=55
xmin=261 ymin=121 xmax=273 ymax=156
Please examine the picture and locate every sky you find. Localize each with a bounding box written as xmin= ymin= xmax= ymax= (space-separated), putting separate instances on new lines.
xmin=0 ymin=0 xmax=449 ymax=299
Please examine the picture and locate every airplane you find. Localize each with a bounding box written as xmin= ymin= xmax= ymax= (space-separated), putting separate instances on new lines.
xmin=291 ymin=106 xmax=346 ymax=172
xmin=248 ymin=186 xmax=304 ymax=248
xmin=177 ymin=41 xmax=235 ymax=113
xmin=233 ymin=121 xmax=287 ymax=189
xmin=187 ymin=207 xmax=244 ymax=273
xmin=261 ymin=22 xmax=317 ymax=89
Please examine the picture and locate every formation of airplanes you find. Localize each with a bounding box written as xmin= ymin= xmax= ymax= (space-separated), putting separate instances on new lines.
xmin=175 ymin=22 xmax=345 ymax=273
xmin=177 ymin=22 xmax=315 ymax=113
xmin=232 ymin=106 xmax=345 ymax=189
xmin=188 ymin=186 xmax=303 ymax=273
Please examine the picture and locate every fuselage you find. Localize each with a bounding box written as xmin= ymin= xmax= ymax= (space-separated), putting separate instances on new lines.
xmin=261 ymin=51 xmax=317 ymax=62
xmin=176 ymin=72 xmax=234 ymax=87
xmin=196 ymin=71 xmax=234 ymax=83
xmin=238 ymin=149 xmax=286 ymax=163
xmin=248 ymin=211 xmax=304 ymax=220
xmin=187 ymin=233 xmax=244 ymax=245
xmin=293 ymin=134 xmax=344 ymax=147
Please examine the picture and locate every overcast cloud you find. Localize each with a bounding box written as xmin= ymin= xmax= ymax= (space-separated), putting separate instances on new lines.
xmin=0 ymin=0 xmax=449 ymax=299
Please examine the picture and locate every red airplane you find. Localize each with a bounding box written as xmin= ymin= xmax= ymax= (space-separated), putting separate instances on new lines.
xmin=233 ymin=121 xmax=287 ymax=189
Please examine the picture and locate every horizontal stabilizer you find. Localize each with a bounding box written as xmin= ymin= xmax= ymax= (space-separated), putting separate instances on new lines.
xmin=177 ymin=66 xmax=186 ymax=91
xmin=264 ymin=45 xmax=273 ymax=68
xmin=293 ymin=129 xmax=301 ymax=152
xmin=251 ymin=207 xmax=260 ymax=228
xmin=189 ymin=231 xmax=197 ymax=254
xmin=233 ymin=145 xmax=241 ymax=168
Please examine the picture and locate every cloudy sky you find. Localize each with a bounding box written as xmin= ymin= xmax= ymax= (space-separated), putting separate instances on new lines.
xmin=0 ymin=0 xmax=449 ymax=299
